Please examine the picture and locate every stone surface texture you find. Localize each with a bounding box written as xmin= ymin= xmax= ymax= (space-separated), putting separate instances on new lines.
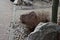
xmin=27 ymin=22 xmax=60 ymax=40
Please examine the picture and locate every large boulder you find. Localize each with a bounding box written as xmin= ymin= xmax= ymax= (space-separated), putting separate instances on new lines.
xmin=27 ymin=22 xmax=60 ymax=40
